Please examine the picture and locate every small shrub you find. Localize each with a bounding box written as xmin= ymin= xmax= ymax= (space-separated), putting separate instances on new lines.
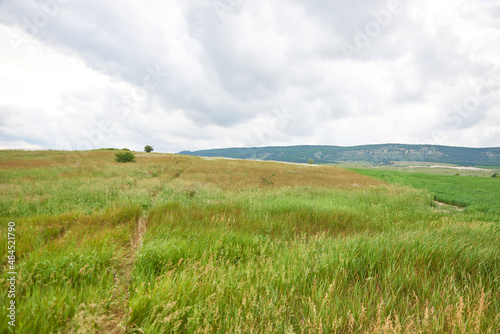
xmin=183 ymin=185 xmax=197 ymax=198
xmin=260 ymin=174 xmax=275 ymax=185
xmin=144 ymin=145 xmax=154 ymax=153
xmin=115 ymin=150 xmax=135 ymax=163
xmin=308 ymin=158 xmax=315 ymax=164
xmin=174 ymin=169 xmax=183 ymax=178
xmin=492 ymin=173 xmax=498 ymax=178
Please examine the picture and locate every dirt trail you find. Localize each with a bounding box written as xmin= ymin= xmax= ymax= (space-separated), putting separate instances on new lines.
xmin=132 ymin=214 xmax=148 ymax=251
xmin=103 ymin=213 xmax=148 ymax=333
xmin=434 ymin=200 xmax=464 ymax=212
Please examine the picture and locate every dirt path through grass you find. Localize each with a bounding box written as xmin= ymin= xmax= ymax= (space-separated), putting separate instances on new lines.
xmin=434 ymin=200 xmax=464 ymax=212
xmin=104 ymin=212 xmax=148 ymax=333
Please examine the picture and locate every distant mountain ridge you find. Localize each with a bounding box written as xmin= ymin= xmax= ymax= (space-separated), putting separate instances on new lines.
xmin=178 ymin=144 xmax=500 ymax=166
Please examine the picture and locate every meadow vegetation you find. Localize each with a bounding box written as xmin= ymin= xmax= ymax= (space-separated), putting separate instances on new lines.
xmin=351 ymin=168 xmax=500 ymax=219
xmin=0 ymin=150 xmax=498 ymax=333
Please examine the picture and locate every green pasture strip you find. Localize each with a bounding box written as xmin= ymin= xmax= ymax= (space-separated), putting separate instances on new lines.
xmin=350 ymin=169 xmax=500 ymax=218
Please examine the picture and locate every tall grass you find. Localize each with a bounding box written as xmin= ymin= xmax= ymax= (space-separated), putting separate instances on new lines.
xmin=351 ymin=168 xmax=500 ymax=218
xmin=0 ymin=151 xmax=499 ymax=333
xmin=128 ymin=190 xmax=499 ymax=333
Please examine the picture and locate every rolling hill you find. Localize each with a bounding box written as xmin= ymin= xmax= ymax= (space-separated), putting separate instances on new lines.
xmin=1 ymin=150 xmax=499 ymax=332
xmin=179 ymin=144 xmax=500 ymax=166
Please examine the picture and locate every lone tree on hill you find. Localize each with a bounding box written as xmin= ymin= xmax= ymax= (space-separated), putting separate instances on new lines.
xmin=144 ymin=145 xmax=154 ymax=153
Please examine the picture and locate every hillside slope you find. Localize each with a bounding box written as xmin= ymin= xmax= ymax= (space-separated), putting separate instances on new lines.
xmin=1 ymin=150 xmax=499 ymax=333
xmin=179 ymin=144 xmax=500 ymax=166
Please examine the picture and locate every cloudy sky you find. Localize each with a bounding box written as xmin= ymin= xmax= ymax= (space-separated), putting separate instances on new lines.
xmin=0 ymin=0 xmax=499 ymax=152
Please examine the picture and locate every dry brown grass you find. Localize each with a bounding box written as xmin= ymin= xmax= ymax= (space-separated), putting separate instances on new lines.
xmin=0 ymin=150 xmax=113 ymax=169
xmin=180 ymin=157 xmax=384 ymax=191
xmin=0 ymin=150 xmax=383 ymax=190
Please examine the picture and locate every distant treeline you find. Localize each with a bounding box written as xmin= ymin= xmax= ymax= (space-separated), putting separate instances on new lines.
xmin=179 ymin=144 xmax=500 ymax=166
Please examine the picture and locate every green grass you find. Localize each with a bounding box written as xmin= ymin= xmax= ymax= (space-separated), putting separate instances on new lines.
xmin=129 ymin=191 xmax=499 ymax=333
xmin=350 ymin=169 xmax=500 ymax=218
xmin=0 ymin=151 xmax=499 ymax=333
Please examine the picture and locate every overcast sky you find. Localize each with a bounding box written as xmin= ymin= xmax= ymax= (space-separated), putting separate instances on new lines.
xmin=1 ymin=0 xmax=499 ymax=152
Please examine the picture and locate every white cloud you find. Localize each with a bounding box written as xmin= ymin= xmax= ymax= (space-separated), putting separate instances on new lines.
xmin=0 ymin=0 xmax=499 ymax=152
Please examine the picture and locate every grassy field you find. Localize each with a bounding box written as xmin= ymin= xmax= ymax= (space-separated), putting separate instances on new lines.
xmin=1 ymin=150 xmax=499 ymax=333
xmin=350 ymin=168 xmax=500 ymax=219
